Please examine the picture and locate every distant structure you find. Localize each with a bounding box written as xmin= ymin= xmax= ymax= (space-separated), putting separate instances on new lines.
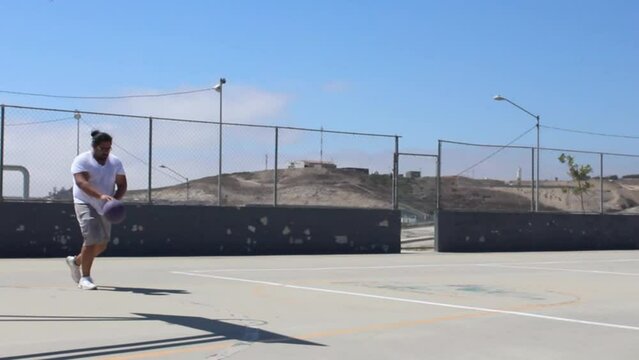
xmin=288 ymin=160 xmax=337 ymax=169
xmin=516 ymin=166 xmax=522 ymax=187
xmin=405 ymin=171 xmax=421 ymax=179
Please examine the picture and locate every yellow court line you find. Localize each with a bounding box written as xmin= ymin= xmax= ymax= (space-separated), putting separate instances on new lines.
xmin=102 ymin=340 xmax=235 ymax=360
xmin=99 ymin=295 xmax=580 ymax=360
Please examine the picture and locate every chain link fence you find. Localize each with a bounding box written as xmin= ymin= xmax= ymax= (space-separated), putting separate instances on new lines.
xmin=0 ymin=104 xmax=399 ymax=210
xmin=438 ymin=140 xmax=639 ymax=214
xmin=7 ymin=105 xmax=637 ymax=216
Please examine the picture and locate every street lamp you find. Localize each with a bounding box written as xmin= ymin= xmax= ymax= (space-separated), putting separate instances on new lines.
xmin=74 ymin=110 xmax=81 ymax=155
xmin=214 ymin=77 xmax=226 ymax=206
xmin=159 ymin=164 xmax=189 ymax=201
xmin=494 ymin=95 xmax=541 ymax=211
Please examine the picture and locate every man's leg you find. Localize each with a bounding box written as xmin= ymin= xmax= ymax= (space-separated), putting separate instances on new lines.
xmin=94 ymin=242 xmax=108 ymax=256
xmin=79 ymin=244 xmax=97 ymax=277
xmin=73 ymin=204 xmax=110 ymax=290
xmin=76 ymin=242 xmax=108 ymax=275
xmin=65 ymin=255 xmax=81 ymax=284
xmin=68 ymin=204 xmax=92 ymax=284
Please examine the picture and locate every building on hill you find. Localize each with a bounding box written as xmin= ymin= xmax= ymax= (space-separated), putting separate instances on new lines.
xmin=288 ymin=160 xmax=337 ymax=169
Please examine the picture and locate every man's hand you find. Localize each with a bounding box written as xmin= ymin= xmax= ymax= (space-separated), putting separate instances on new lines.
xmin=99 ymin=194 xmax=115 ymax=201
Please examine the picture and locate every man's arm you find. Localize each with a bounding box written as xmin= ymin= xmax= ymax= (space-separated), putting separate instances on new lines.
xmin=73 ymin=172 xmax=114 ymax=201
xmin=114 ymin=174 xmax=127 ymax=200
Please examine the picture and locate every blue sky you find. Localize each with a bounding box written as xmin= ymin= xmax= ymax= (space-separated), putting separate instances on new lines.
xmin=1 ymin=0 xmax=638 ymax=158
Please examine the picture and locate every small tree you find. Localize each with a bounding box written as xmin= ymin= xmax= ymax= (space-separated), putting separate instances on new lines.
xmin=558 ymin=153 xmax=593 ymax=212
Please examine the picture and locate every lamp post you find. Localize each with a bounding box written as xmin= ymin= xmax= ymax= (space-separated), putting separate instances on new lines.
xmin=214 ymin=77 xmax=226 ymax=206
xmin=493 ymin=95 xmax=541 ymax=211
xmin=74 ymin=110 xmax=81 ymax=155
xmin=159 ymin=164 xmax=189 ymax=201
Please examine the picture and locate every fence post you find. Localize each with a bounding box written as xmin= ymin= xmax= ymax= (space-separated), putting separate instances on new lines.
xmin=436 ymin=140 xmax=441 ymax=211
xmin=392 ymin=136 xmax=399 ymax=210
xmin=0 ymin=105 xmax=4 ymax=201
xmin=218 ymin=121 xmax=223 ymax=207
xmin=147 ymin=117 xmax=153 ymax=204
xmin=531 ymin=147 xmax=535 ymax=212
xmin=391 ymin=153 xmax=395 ymax=208
xmin=274 ymin=127 xmax=279 ymax=207
xmin=600 ymin=153 xmax=604 ymax=214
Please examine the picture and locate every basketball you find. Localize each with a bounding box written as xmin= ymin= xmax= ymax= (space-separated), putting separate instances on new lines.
xmin=103 ymin=199 xmax=126 ymax=224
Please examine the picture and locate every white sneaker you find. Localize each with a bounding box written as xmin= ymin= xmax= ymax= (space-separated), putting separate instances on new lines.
xmin=65 ymin=256 xmax=81 ymax=284
xmin=78 ymin=276 xmax=97 ymax=290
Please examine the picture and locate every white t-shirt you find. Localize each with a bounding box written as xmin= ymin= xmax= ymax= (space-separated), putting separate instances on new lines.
xmin=71 ymin=151 xmax=126 ymax=214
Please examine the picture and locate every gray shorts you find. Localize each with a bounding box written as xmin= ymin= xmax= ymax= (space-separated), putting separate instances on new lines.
xmin=74 ymin=203 xmax=111 ymax=246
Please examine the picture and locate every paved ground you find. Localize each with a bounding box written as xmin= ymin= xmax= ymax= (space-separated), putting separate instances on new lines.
xmin=2 ymin=250 xmax=639 ymax=359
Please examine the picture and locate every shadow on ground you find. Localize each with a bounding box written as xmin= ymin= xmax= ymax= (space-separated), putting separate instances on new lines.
xmin=2 ymin=313 xmax=323 ymax=359
xmin=98 ymin=286 xmax=190 ymax=296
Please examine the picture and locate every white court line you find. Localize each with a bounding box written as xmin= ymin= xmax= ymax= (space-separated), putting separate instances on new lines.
xmin=512 ymin=259 xmax=639 ymax=265
xmin=171 ymin=271 xmax=639 ymax=332
xmin=189 ymin=264 xmax=464 ymax=273
xmin=478 ymin=264 xmax=639 ymax=276
xmin=187 ymin=258 xmax=639 ymax=273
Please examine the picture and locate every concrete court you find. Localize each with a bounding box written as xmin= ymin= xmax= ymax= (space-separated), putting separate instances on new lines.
xmin=1 ymin=250 xmax=639 ymax=359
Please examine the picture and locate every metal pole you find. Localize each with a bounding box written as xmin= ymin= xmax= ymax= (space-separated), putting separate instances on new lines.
xmin=148 ymin=117 xmax=153 ymax=204
xmin=600 ymin=153 xmax=604 ymax=214
xmin=531 ymin=147 xmax=535 ymax=212
xmin=74 ymin=110 xmax=81 ymax=155
xmin=393 ymin=136 xmax=399 ymax=209
xmin=391 ymin=153 xmax=395 ymax=207
xmin=393 ymin=152 xmax=398 ymax=209
xmin=186 ymin=179 xmax=190 ymax=201
xmin=436 ymin=140 xmax=442 ymax=211
xmin=2 ymin=165 xmax=28 ymax=198
xmin=0 ymin=105 xmax=4 ymax=201
xmin=494 ymin=96 xmax=540 ymax=211
xmin=274 ymin=127 xmax=279 ymax=207
xmin=536 ymin=115 xmax=540 ymax=212
xmin=217 ymin=85 xmax=223 ymax=206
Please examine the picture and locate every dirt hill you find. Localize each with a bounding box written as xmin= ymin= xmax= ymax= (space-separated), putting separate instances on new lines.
xmin=124 ymin=167 xmax=639 ymax=215
xmin=128 ymin=167 xmax=393 ymax=208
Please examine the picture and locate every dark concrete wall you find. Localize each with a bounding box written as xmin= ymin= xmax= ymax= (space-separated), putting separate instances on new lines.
xmin=0 ymin=202 xmax=400 ymax=258
xmin=436 ymin=210 xmax=639 ymax=252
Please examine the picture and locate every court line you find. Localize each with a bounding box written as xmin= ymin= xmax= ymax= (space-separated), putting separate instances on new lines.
xmin=97 ymin=291 xmax=580 ymax=360
xmin=188 ymin=264 xmax=467 ymax=272
xmin=103 ymin=341 xmax=234 ymax=360
xmin=104 ymin=313 xmax=485 ymax=360
xmin=512 ymin=259 xmax=639 ymax=265
xmin=186 ymin=258 xmax=639 ymax=273
xmin=478 ymin=264 xmax=639 ymax=276
xmin=171 ymin=271 xmax=639 ymax=332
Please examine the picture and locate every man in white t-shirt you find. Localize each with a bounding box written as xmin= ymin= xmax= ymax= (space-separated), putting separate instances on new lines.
xmin=66 ymin=130 xmax=127 ymax=290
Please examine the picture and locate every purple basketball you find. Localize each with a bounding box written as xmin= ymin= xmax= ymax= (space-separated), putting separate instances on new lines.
xmin=103 ymin=199 xmax=126 ymax=224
